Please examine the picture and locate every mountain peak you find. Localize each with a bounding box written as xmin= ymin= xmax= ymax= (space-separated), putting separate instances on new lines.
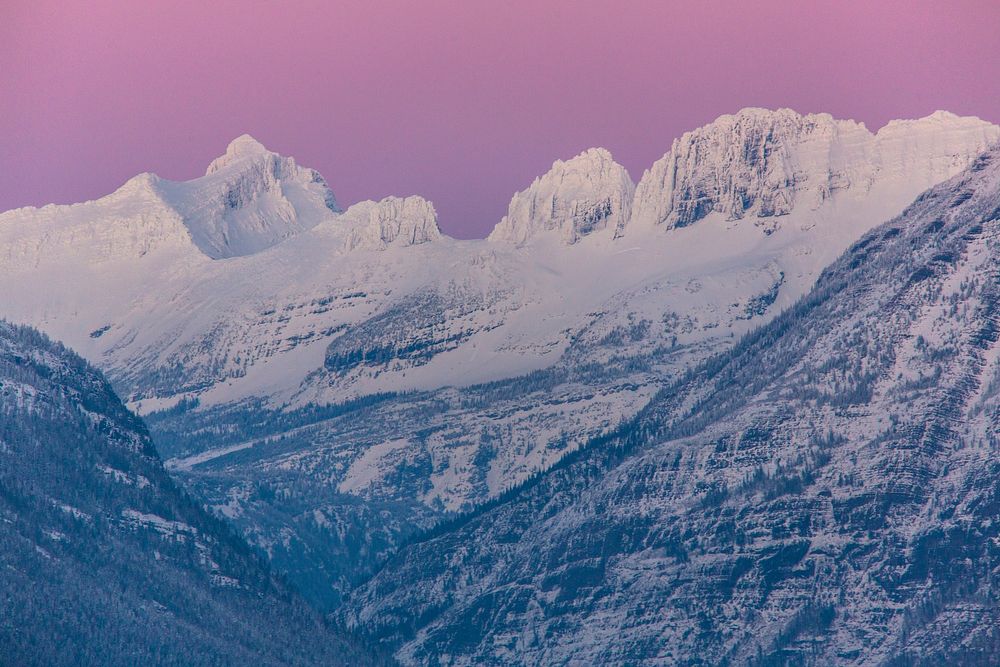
xmin=111 ymin=172 xmax=165 ymax=199
xmin=205 ymin=134 xmax=275 ymax=175
xmin=560 ymin=146 xmax=616 ymax=166
xmin=343 ymin=195 xmax=443 ymax=251
xmin=488 ymin=147 xmax=634 ymax=246
xmin=227 ymin=133 xmax=269 ymax=152
xmin=926 ymin=109 xmax=960 ymax=120
xmin=876 ymin=109 xmax=994 ymax=134
xmin=158 ymin=136 xmax=342 ymax=259
xmin=720 ymin=106 xmax=809 ymax=120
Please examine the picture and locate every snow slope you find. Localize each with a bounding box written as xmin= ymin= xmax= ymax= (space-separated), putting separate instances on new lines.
xmin=1 ymin=108 xmax=997 ymax=607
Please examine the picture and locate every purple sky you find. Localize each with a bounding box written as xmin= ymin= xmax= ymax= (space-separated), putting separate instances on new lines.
xmin=4 ymin=1 xmax=1000 ymax=238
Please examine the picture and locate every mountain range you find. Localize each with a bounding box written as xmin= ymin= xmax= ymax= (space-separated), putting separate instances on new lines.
xmin=4 ymin=107 xmax=1000 ymax=664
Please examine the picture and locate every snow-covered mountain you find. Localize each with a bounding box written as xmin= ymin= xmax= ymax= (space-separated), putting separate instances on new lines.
xmin=0 ymin=321 xmax=382 ymax=666
xmin=630 ymin=108 xmax=999 ymax=233
xmin=488 ymin=147 xmax=634 ymax=245
xmin=0 ymin=134 xmax=340 ymax=271
xmin=348 ymin=144 xmax=1000 ymax=666
xmin=1 ymin=108 xmax=997 ymax=607
xmin=168 ymin=133 xmax=342 ymax=258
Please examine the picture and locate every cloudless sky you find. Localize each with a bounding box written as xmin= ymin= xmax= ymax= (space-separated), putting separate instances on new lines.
xmin=3 ymin=0 xmax=1000 ymax=238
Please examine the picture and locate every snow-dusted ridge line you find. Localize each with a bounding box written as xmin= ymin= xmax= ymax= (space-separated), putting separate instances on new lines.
xmin=628 ymin=107 xmax=1000 ymax=233
xmin=2 ymin=106 xmax=997 ymax=413
xmin=0 ymin=134 xmax=447 ymax=266
xmin=2 ymin=105 xmax=999 ymax=615
xmin=2 ymin=108 xmax=995 ymax=255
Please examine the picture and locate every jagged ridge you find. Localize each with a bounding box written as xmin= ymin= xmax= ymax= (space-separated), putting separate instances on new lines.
xmin=347 ymin=146 xmax=1000 ymax=666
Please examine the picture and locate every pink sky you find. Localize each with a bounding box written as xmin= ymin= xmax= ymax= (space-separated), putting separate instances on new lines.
xmin=4 ymin=0 xmax=1000 ymax=238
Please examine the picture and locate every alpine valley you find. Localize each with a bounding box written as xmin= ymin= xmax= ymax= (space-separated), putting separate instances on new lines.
xmin=4 ymin=107 xmax=1000 ymax=665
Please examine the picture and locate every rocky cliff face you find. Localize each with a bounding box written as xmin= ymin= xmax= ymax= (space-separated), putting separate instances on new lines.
xmin=629 ymin=108 xmax=1000 ymax=233
xmin=486 ymin=109 xmax=999 ymax=243
xmin=162 ymin=133 xmax=342 ymax=258
xmin=343 ymin=196 xmax=442 ymax=250
xmin=488 ymin=148 xmax=634 ymax=245
xmin=348 ymin=147 xmax=1000 ymax=665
